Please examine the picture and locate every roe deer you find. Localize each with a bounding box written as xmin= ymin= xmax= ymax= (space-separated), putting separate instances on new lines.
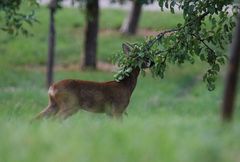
xmin=33 ymin=43 xmax=152 ymax=120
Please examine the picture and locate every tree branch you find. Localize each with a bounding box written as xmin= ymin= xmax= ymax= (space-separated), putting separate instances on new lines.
xmin=191 ymin=33 xmax=216 ymax=55
xmin=145 ymin=11 xmax=210 ymax=52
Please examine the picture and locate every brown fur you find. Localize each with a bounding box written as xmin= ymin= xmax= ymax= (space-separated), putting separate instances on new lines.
xmin=33 ymin=68 xmax=140 ymax=120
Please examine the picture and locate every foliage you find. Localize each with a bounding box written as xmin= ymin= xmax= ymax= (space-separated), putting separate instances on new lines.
xmin=111 ymin=0 xmax=155 ymax=5
xmin=114 ymin=0 xmax=239 ymax=90
xmin=0 ymin=0 xmax=39 ymax=35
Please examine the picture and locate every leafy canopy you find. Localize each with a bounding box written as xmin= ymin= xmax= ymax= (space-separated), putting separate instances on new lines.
xmin=0 ymin=0 xmax=39 ymax=35
xmin=114 ymin=0 xmax=239 ymax=90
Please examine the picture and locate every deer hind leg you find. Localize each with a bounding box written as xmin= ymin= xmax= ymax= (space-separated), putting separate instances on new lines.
xmin=55 ymin=100 xmax=79 ymax=120
xmin=32 ymin=96 xmax=59 ymax=121
xmin=33 ymin=104 xmax=58 ymax=120
xmin=55 ymin=93 xmax=79 ymax=120
xmin=55 ymin=107 xmax=79 ymax=120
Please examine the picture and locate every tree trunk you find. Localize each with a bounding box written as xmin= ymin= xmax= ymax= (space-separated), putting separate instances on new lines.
xmin=120 ymin=0 xmax=142 ymax=35
xmin=222 ymin=14 xmax=240 ymax=122
xmin=46 ymin=0 xmax=57 ymax=88
xmin=82 ymin=0 xmax=99 ymax=69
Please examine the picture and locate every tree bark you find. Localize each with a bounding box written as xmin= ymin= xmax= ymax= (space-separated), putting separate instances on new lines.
xmin=120 ymin=0 xmax=142 ymax=35
xmin=46 ymin=0 xmax=57 ymax=88
xmin=222 ymin=14 xmax=240 ymax=122
xmin=82 ymin=0 xmax=99 ymax=69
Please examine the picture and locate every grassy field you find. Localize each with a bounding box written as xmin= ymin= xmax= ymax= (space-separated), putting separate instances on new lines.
xmin=1 ymin=7 xmax=240 ymax=162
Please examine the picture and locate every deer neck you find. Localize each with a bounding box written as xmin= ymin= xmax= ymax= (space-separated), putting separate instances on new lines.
xmin=121 ymin=68 xmax=140 ymax=94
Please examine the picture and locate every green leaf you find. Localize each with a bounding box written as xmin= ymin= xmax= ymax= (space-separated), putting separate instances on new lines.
xmin=212 ymin=64 xmax=220 ymax=72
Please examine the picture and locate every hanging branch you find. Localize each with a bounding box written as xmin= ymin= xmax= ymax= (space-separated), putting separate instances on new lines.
xmin=114 ymin=1 xmax=238 ymax=91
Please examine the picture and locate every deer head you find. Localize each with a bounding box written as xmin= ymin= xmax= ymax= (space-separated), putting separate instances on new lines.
xmin=122 ymin=42 xmax=154 ymax=69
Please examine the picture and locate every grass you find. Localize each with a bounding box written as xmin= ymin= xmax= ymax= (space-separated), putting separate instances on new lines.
xmin=1 ymin=7 xmax=240 ymax=162
xmin=1 ymin=66 xmax=240 ymax=162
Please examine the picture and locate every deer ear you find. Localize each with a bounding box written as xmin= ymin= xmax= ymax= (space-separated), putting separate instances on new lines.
xmin=122 ymin=43 xmax=133 ymax=55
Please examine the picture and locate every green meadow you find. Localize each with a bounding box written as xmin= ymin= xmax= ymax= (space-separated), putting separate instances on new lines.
xmin=0 ymin=7 xmax=240 ymax=162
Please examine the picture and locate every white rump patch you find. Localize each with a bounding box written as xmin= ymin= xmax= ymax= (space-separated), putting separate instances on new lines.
xmin=48 ymin=86 xmax=56 ymax=96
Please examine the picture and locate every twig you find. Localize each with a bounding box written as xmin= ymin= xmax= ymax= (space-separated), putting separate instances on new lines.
xmin=145 ymin=11 xmax=210 ymax=52
xmin=146 ymin=28 xmax=178 ymax=50
xmin=191 ymin=33 xmax=215 ymax=54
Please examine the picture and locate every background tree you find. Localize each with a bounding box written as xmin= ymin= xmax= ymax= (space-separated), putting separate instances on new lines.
xmin=120 ymin=0 xmax=153 ymax=35
xmin=46 ymin=0 xmax=58 ymax=88
xmin=69 ymin=0 xmax=100 ymax=69
xmin=82 ymin=0 xmax=99 ymax=69
xmin=222 ymin=13 xmax=240 ymax=122
xmin=1 ymin=0 xmax=100 ymax=70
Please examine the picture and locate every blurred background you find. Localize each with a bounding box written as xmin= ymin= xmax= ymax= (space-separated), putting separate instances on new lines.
xmin=0 ymin=0 xmax=240 ymax=162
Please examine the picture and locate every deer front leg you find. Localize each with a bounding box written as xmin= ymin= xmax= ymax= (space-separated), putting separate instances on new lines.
xmin=31 ymin=94 xmax=59 ymax=122
xmin=106 ymin=105 xmax=124 ymax=120
xmin=112 ymin=112 xmax=123 ymax=120
xmin=52 ymin=91 xmax=81 ymax=120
